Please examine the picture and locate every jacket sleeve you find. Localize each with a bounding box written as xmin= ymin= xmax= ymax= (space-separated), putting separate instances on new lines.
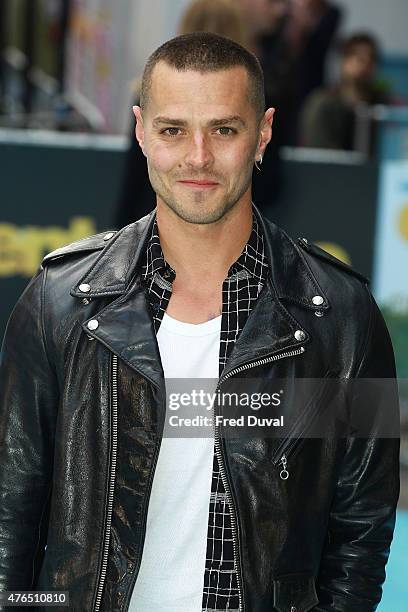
xmin=314 ymin=288 xmax=400 ymax=611
xmin=0 ymin=266 xmax=59 ymax=595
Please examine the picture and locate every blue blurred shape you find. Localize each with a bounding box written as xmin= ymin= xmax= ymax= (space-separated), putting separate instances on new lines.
xmin=378 ymin=509 xmax=408 ymax=611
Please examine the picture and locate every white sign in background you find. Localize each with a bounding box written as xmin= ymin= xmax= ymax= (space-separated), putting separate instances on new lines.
xmin=373 ymin=160 xmax=408 ymax=309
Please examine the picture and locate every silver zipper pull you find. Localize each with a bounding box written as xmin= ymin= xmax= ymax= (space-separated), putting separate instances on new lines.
xmin=279 ymin=454 xmax=289 ymax=480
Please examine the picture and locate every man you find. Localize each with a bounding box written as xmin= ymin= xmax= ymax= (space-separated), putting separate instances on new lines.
xmin=301 ymin=32 xmax=390 ymax=153
xmin=0 ymin=32 xmax=400 ymax=612
xmin=239 ymin=0 xmax=342 ymax=146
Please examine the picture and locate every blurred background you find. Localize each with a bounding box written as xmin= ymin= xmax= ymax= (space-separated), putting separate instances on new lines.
xmin=0 ymin=1 xmax=407 ymax=608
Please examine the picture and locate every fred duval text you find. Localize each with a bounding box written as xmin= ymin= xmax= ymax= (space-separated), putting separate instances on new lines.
xmin=168 ymin=415 xmax=284 ymax=427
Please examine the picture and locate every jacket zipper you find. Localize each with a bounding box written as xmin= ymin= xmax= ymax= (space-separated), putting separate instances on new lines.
xmin=94 ymin=346 xmax=305 ymax=610
xmin=271 ymin=371 xmax=332 ymax=480
xmin=121 ymin=391 xmax=166 ymax=610
xmin=94 ymin=353 xmax=119 ymax=611
xmin=93 ymin=353 xmax=166 ymax=611
xmin=213 ymin=345 xmax=306 ymax=612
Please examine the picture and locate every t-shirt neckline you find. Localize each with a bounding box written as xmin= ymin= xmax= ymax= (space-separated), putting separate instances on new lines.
xmin=160 ymin=311 xmax=222 ymax=337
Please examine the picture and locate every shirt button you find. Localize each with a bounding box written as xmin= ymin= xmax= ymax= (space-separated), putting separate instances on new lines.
xmin=312 ymin=295 xmax=324 ymax=306
xmin=163 ymin=270 xmax=171 ymax=279
xmin=79 ymin=283 xmax=91 ymax=293
xmin=103 ymin=232 xmax=115 ymax=241
xmin=87 ymin=319 xmax=99 ymax=331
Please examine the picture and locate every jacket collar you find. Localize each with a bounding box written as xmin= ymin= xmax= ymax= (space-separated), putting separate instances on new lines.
xmin=76 ymin=205 xmax=330 ymax=387
xmin=71 ymin=211 xmax=156 ymax=299
xmin=71 ymin=204 xmax=329 ymax=312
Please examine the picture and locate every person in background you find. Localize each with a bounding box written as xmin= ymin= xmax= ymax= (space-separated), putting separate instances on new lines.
xmin=115 ymin=0 xmax=250 ymax=228
xmin=236 ymin=0 xmax=293 ymax=153
xmin=178 ymin=0 xmax=249 ymax=44
xmin=236 ymin=0 xmax=289 ymax=54
xmin=240 ymin=0 xmax=342 ymax=146
xmin=300 ymin=32 xmax=390 ymax=153
xmin=285 ymin=1 xmax=342 ymax=104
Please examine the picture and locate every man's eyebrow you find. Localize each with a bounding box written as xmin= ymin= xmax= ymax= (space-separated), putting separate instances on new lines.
xmin=208 ymin=116 xmax=247 ymax=128
xmin=152 ymin=115 xmax=247 ymax=128
xmin=152 ymin=117 xmax=188 ymax=127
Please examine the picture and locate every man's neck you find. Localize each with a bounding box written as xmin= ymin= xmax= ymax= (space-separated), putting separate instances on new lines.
xmin=156 ymin=197 xmax=253 ymax=285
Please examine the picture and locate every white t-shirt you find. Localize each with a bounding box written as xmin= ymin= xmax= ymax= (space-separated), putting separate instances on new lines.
xmin=128 ymin=311 xmax=221 ymax=612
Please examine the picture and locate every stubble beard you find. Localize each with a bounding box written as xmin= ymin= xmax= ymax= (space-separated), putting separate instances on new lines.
xmin=147 ymin=162 xmax=254 ymax=225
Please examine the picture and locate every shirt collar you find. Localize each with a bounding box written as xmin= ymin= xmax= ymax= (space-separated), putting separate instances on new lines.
xmin=141 ymin=215 xmax=176 ymax=283
xmin=141 ymin=204 xmax=269 ymax=285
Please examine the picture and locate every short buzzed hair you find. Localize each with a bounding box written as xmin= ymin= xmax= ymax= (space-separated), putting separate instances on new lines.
xmin=140 ymin=32 xmax=265 ymax=122
xmin=341 ymin=32 xmax=380 ymax=63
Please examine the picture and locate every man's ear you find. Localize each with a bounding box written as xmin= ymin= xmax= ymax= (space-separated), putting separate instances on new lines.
xmin=133 ymin=105 xmax=146 ymax=156
xmin=256 ymin=107 xmax=275 ymax=160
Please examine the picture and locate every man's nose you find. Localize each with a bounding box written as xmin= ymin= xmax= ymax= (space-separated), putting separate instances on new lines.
xmin=184 ymin=134 xmax=214 ymax=168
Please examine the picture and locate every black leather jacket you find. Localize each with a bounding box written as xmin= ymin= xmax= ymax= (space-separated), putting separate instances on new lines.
xmin=0 ymin=206 xmax=400 ymax=612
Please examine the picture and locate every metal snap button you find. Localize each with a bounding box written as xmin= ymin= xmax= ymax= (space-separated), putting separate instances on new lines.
xmin=312 ymin=295 xmax=324 ymax=306
xmin=294 ymin=329 xmax=306 ymax=341
xmin=290 ymin=607 xmax=297 ymax=612
xmin=87 ymin=319 xmax=99 ymax=331
xmin=103 ymin=232 xmax=115 ymax=241
xmin=79 ymin=283 xmax=91 ymax=293
xmin=315 ymin=310 xmax=324 ymax=317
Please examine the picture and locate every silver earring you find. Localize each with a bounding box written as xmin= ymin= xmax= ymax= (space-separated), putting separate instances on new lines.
xmin=255 ymin=153 xmax=263 ymax=172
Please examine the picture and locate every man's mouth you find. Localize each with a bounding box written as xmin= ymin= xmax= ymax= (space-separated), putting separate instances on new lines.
xmin=177 ymin=180 xmax=219 ymax=189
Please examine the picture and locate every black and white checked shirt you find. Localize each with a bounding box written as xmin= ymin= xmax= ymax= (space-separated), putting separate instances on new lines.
xmin=140 ymin=207 xmax=269 ymax=611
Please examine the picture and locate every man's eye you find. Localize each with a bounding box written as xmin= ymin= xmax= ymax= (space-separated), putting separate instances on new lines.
xmin=217 ymin=127 xmax=235 ymax=136
xmin=162 ymin=128 xmax=181 ymax=137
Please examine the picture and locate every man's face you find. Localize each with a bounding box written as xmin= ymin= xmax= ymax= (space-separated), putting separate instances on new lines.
xmin=134 ymin=61 xmax=273 ymax=224
xmin=342 ymin=44 xmax=377 ymax=84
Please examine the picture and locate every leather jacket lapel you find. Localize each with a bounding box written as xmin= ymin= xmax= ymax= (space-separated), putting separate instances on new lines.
xmin=218 ymin=278 xmax=310 ymax=380
xmin=70 ymin=209 xmax=156 ymax=299
xmin=73 ymin=203 xmax=332 ymax=386
xmin=83 ymin=275 xmax=165 ymax=390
